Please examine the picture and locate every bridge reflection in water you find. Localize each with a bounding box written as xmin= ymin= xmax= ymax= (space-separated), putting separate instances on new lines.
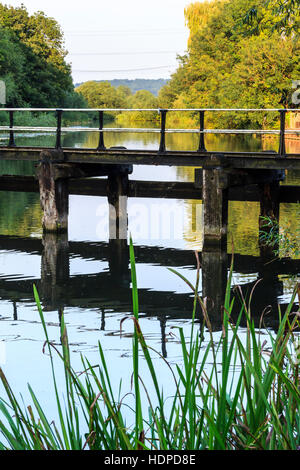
xmin=0 ymin=233 xmax=299 ymax=358
xmin=0 ymin=108 xmax=299 ymax=360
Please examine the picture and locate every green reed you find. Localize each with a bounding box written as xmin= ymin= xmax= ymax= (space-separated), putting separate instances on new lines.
xmin=259 ymin=215 xmax=300 ymax=258
xmin=0 ymin=239 xmax=299 ymax=450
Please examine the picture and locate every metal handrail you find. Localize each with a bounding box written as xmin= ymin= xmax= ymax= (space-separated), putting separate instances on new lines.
xmin=0 ymin=107 xmax=299 ymax=155
xmin=1 ymin=126 xmax=300 ymax=135
xmin=0 ymin=107 xmax=299 ymax=112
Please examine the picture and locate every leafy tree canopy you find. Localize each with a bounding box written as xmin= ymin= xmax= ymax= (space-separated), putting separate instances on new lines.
xmin=0 ymin=3 xmax=83 ymax=108
xmin=75 ymin=81 xmax=128 ymax=109
xmin=159 ymin=0 xmax=300 ymax=128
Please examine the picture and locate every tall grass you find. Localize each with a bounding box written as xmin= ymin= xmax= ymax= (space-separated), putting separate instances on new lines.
xmin=260 ymin=215 xmax=300 ymax=258
xmin=0 ymin=239 xmax=299 ymax=450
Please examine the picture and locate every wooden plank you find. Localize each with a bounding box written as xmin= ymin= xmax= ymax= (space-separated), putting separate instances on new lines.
xmin=129 ymin=180 xmax=202 ymax=199
xmin=0 ymin=146 xmax=300 ymax=170
xmin=0 ymin=175 xmax=298 ymax=202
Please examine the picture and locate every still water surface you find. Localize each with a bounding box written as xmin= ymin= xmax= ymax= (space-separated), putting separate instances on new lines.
xmin=0 ymin=126 xmax=299 ymax=420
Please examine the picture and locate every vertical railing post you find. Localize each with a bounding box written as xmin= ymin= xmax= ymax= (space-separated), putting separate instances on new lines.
xmin=198 ymin=110 xmax=207 ymax=152
xmin=97 ymin=110 xmax=106 ymax=150
xmin=55 ymin=109 xmax=63 ymax=149
xmin=278 ymin=109 xmax=286 ymax=157
xmin=158 ymin=109 xmax=167 ymax=153
xmin=8 ymin=110 xmax=16 ymax=147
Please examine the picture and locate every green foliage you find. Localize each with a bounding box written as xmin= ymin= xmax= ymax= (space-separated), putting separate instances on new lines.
xmin=0 ymin=27 xmax=27 ymax=107
xmin=259 ymin=215 xmax=300 ymax=257
xmin=75 ymin=81 xmax=127 ymax=109
xmin=75 ymin=79 xmax=169 ymax=97
xmin=76 ymin=81 xmax=160 ymax=125
xmin=0 ymin=3 xmax=68 ymax=70
xmin=117 ymin=89 xmax=160 ymax=125
xmin=243 ymin=0 xmax=300 ymax=36
xmin=159 ymin=0 xmax=300 ymax=129
xmin=0 ymin=240 xmax=299 ymax=450
xmin=0 ymin=4 xmax=79 ymax=108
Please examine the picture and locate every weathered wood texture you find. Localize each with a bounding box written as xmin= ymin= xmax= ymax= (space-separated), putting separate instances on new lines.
xmin=0 ymin=175 xmax=298 ymax=202
xmin=107 ymin=166 xmax=130 ymax=239
xmin=201 ymin=248 xmax=228 ymax=330
xmin=36 ymin=159 xmax=69 ymax=232
xmin=1 ymin=147 xmax=300 ymax=170
xmin=202 ymin=168 xmax=229 ymax=248
xmin=41 ymin=232 xmax=69 ymax=309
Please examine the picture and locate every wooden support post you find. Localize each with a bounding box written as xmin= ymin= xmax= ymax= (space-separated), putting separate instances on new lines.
xmin=107 ymin=165 xmax=129 ymax=240
xmin=13 ymin=301 xmax=18 ymax=321
xmin=97 ymin=110 xmax=106 ymax=150
xmin=108 ymin=238 xmax=130 ymax=286
xmin=278 ymin=109 xmax=286 ymax=157
xmin=201 ymin=247 xmax=228 ymax=330
xmin=160 ymin=317 xmax=167 ymax=358
xmin=100 ymin=308 xmax=105 ymax=331
xmin=8 ymin=110 xmax=16 ymax=147
xmin=197 ymin=110 xmax=207 ymax=152
xmin=40 ymin=232 xmax=69 ymax=310
xmin=202 ymin=166 xmax=228 ymax=249
xmin=158 ymin=109 xmax=167 ymax=154
xmin=258 ymin=179 xmax=280 ymax=258
xmin=37 ymin=151 xmax=69 ymax=233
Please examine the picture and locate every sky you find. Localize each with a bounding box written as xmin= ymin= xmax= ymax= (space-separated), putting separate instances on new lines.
xmin=5 ymin=0 xmax=193 ymax=83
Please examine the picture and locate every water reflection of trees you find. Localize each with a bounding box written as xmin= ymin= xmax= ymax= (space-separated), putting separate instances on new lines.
xmin=75 ymin=127 xmax=270 ymax=153
xmin=0 ymin=192 xmax=42 ymax=237
xmin=8 ymin=122 xmax=299 ymax=155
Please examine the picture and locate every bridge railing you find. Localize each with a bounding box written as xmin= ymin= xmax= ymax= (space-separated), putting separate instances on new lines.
xmin=0 ymin=108 xmax=299 ymax=156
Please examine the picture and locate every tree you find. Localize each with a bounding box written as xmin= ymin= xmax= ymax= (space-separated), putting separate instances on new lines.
xmin=0 ymin=4 xmax=76 ymax=108
xmin=0 ymin=4 xmax=69 ymax=70
xmin=159 ymin=0 xmax=300 ymax=128
xmin=243 ymin=0 xmax=300 ymax=36
xmin=0 ymin=27 xmax=26 ymax=106
xmin=116 ymin=85 xmax=132 ymax=103
xmin=75 ymin=81 xmax=126 ymax=109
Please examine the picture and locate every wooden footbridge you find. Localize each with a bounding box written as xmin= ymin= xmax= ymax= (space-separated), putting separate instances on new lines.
xmin=0 ymin=107 xmax=300 ymax=249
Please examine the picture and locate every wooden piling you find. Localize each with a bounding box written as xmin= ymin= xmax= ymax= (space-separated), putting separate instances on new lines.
xmin=37 ymin=151 xmax=69 ymax=233
xmin=40 ymin=232 xmax=69 ymax=310
xmin=108 ymin=238 xmax=130 ymax=286
xmin=201 ymin=247 xmax=228 ymax=330
xmin=202 ymin=167 xmax=229 ymax=249
xmin=107 ymin=164 xmax=130 ymax=240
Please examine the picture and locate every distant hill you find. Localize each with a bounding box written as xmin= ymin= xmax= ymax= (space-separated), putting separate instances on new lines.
xmin=74 ymin=79 xmax=169 ymax=96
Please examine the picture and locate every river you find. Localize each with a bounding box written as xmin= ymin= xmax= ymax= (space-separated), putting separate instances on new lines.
xmin=0 ymin=124 xmax=299 ymax=423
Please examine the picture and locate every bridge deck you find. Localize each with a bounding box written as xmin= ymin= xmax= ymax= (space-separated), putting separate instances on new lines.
xmin=1 ymin=146 xmax=300 ymax=170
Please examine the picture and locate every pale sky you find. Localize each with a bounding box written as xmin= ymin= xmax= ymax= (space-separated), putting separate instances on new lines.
xmin=5 ymin=0 xmax=193 ymax=83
